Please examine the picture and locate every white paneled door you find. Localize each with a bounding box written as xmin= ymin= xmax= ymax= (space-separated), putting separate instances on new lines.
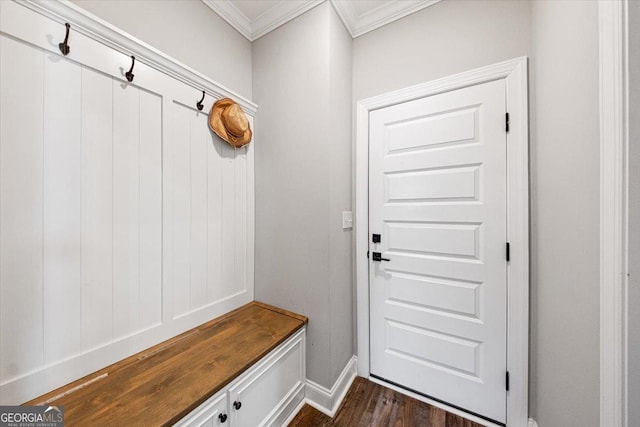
xmin=369 ymin=79 xmax=508 ymax=424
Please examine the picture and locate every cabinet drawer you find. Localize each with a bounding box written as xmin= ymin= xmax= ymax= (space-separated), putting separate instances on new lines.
xmin=228 ymin=330 xmax=305 ymax=427
xmin=174 ymin=392 xmax=228 ymax=427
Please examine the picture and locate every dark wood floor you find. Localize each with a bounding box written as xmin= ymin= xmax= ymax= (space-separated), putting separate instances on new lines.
xmin=289 ymin=377 xmax=483 ymax=427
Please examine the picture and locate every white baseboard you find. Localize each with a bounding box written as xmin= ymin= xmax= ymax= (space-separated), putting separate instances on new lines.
xmin=304 ymin=356 xmax=357 ymax=417
xmin=528 ymin=418 xmax=539 ymax=427
xmin=280 ymin=390 xmax=307 ymax=427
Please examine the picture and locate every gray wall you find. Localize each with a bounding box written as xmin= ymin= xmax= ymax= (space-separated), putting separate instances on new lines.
xmin=71 ymin=0 xmax=252 ymax=99
xmin=354 ymin=0 xmax=601 ymax=425
xmin=353 ymin=0 xmax=532 ymax=101
xmin=252 ymin=2 xmax=353 ymax=389
xmin=531 ymin=2 xmax=600 ymax=425
xmin=628 ymin=0 xmax=640 ymax=423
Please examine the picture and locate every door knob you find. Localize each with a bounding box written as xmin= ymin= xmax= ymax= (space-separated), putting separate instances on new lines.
xmin=233 ymin=401 xmax=242 ymax=410
xmin=218 ymin=413 xmax=227 ymax=423
xmin=372 ymin=252 xmax=390 ymax=262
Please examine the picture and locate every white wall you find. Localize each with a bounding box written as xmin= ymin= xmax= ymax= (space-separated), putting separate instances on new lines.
xmin=628 ymin=0 xmax=640 ymax=422
xmin=531 ymin=2 xmax=600 ymax=425
xmin=252 ymin=2 xmax=353 ymax=390
xmin=353 ymin=0 xmax=601 ymax=424
xmin=71 ymin=0 xmax=252 ymax=99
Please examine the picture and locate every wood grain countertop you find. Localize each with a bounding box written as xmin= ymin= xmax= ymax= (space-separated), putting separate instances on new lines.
xmin=26 ymin=301 xmax=308 ymax=426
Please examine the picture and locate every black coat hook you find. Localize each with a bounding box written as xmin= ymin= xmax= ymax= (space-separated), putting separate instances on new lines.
xmin=59 ymin=23 xmax=70 ymax=56
xmin=196 ymin=90 xmax=205 ymax=111
xmin=125 ymin=56 xmax=135 ymax=82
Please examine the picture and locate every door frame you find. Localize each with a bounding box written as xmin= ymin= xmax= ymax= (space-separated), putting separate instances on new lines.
xmin=598 ymin=1 xmax=629 ymax=426
xmin=354 ymin=57 xmax=529 ymax=426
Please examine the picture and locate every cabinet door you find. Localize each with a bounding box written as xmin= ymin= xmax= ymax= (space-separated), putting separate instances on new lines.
xmin=174 ymin=393 xmax=229 ymax=427
xmin=228 ymin=332 xmax=304 ymax=427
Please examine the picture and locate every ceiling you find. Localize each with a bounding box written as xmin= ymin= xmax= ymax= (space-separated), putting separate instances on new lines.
xmin=202 ymin=0 xmax=441 ymax=41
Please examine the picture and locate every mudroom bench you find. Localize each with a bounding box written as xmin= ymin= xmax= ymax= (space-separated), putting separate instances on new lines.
xmin=28 ymin=302 xmax=308 ymax=426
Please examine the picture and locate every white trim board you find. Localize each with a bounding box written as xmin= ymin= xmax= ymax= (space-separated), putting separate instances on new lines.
xmin=599 ymin=1 xmax=629 ymax=426
xmin=201 ymin=0 xmax=442 ymax=41
xmin=355 ymin=57 xmax=530 ymax=427
xmin=17 ymin=0 xmax=257 ymax=116
xmin=305 ymin=356 xmax=357 ymax=417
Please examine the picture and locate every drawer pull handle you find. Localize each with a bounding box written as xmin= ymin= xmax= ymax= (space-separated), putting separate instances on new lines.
xmin=233 ymin=401 xmax=242 ymax=410
xmin=218 ymin=413 xmax=227 ymax=423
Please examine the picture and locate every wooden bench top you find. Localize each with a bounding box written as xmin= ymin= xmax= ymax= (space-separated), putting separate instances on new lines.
xmin=27 ymin=301 xmax=308 ymax=426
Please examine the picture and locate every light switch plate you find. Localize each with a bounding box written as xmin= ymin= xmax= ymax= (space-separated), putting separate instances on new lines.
xmin=342 ymin=211 xmax=353 ymax=229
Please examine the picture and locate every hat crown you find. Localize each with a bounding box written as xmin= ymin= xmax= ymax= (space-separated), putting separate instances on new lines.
xmin=208 ymin=98 xmax=252 ymax=148
xmin=221 ymin=104 xmax=248 ymax=138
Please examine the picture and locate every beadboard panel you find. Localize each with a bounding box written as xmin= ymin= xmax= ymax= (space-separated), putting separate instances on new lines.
xmin=0 ymin=35 xmax=45 ymax=383
xmin=0 ymin=0 xmax=255 ymax=404
xmin=81 ymin=68 xmax=114 ymax=351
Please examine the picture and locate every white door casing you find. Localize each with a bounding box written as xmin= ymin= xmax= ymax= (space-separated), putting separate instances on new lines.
xmin=369 ymin=79 xmax=508 ymax=423
xmin=355 ymin=57 xmax=529 ymax=426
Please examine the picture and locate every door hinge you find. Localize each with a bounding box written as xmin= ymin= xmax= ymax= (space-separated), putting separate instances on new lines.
xmin=367 ymin=251 xmax=370 ymax=259
xmin=505 ymin=112 xmax=510 ymax=132
xmin=506 ymin=371 xmax=510 ymax=391
xmin=506 ymin=242 xmax=510 ymax=262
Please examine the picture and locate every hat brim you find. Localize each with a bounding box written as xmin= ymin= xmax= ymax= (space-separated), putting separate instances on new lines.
xmin=209 ymin=100 xmax=252 ymax=148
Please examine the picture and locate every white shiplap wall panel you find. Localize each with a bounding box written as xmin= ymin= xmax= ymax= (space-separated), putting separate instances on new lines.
xmin=221 ymin=144 xmax=237 ymax=297
xmin=43 ymin=54 xmax=83 ymax=363
xmin=0 ymin=0 xmax=255 ymax=404
xmin=207 ymin=133 xmax=223 ymax=304
xmin=138 ymin=90 xmax=163 ymax=330
xmin=190 ymin=111 xmax=209 ymax=311
xmin=0 ymin=35 xmax=45 ymax=382
xmin=112 ymin=83 xmax=141 ymax=338
xmin=81 ymin=68 xmax=114 ymax=351
xmin=172 ymin=103 xmax=192 ymax=319
xmin=234 ymin=150 xmax=248 ymax=296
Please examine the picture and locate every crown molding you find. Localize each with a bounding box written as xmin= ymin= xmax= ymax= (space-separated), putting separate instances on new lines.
xmin=251 ymin=1 xmax=324 ymax=41
xmin=204 ymin=0 xmax=442 ymax=41
xmin=331 ymin=0 xmax=442 ymax=38
xmin=329 ymin=0 xmax=355 ymax=37
xmin=202 ymin=0 xmax=323 ymax=42
xmin=202 ymin=0 xmax=252 ymax=40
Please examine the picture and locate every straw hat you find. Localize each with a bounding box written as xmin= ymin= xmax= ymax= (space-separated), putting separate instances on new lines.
xmin=208 ymin=98 xmax=252 ymax=148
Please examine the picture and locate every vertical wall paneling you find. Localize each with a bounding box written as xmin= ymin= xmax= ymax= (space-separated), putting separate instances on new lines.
xmin=172 ymin=104 xmax=192 ymax=318
xmin=190 ymin=111 xmax=208 ymax=311
xmin=221 ymin=143 xmax=236 ymax=296
xmin=43 ymin=54 xmax=83 ymax=363
xmin=207 ymin=132 xmax=223 ymax=303
xmin=112 ymin=82 xmax=141 ymax=338
xmin=0 ymin=1 xmax=256 ymax=404
xmin=234 ymin=149 xmax=248 ymax=295
xmin=162 ymin=97 xmax=174 ymax=322
xmin=0 ymin=36 xmax=45 ymax=380
xmin=138 ymin=90 xmax=163 ymax=329
xmin=246 ymin=122 xmax=255 ymax=301
xmin=81 ymin=68 xmax=114 ymax=351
